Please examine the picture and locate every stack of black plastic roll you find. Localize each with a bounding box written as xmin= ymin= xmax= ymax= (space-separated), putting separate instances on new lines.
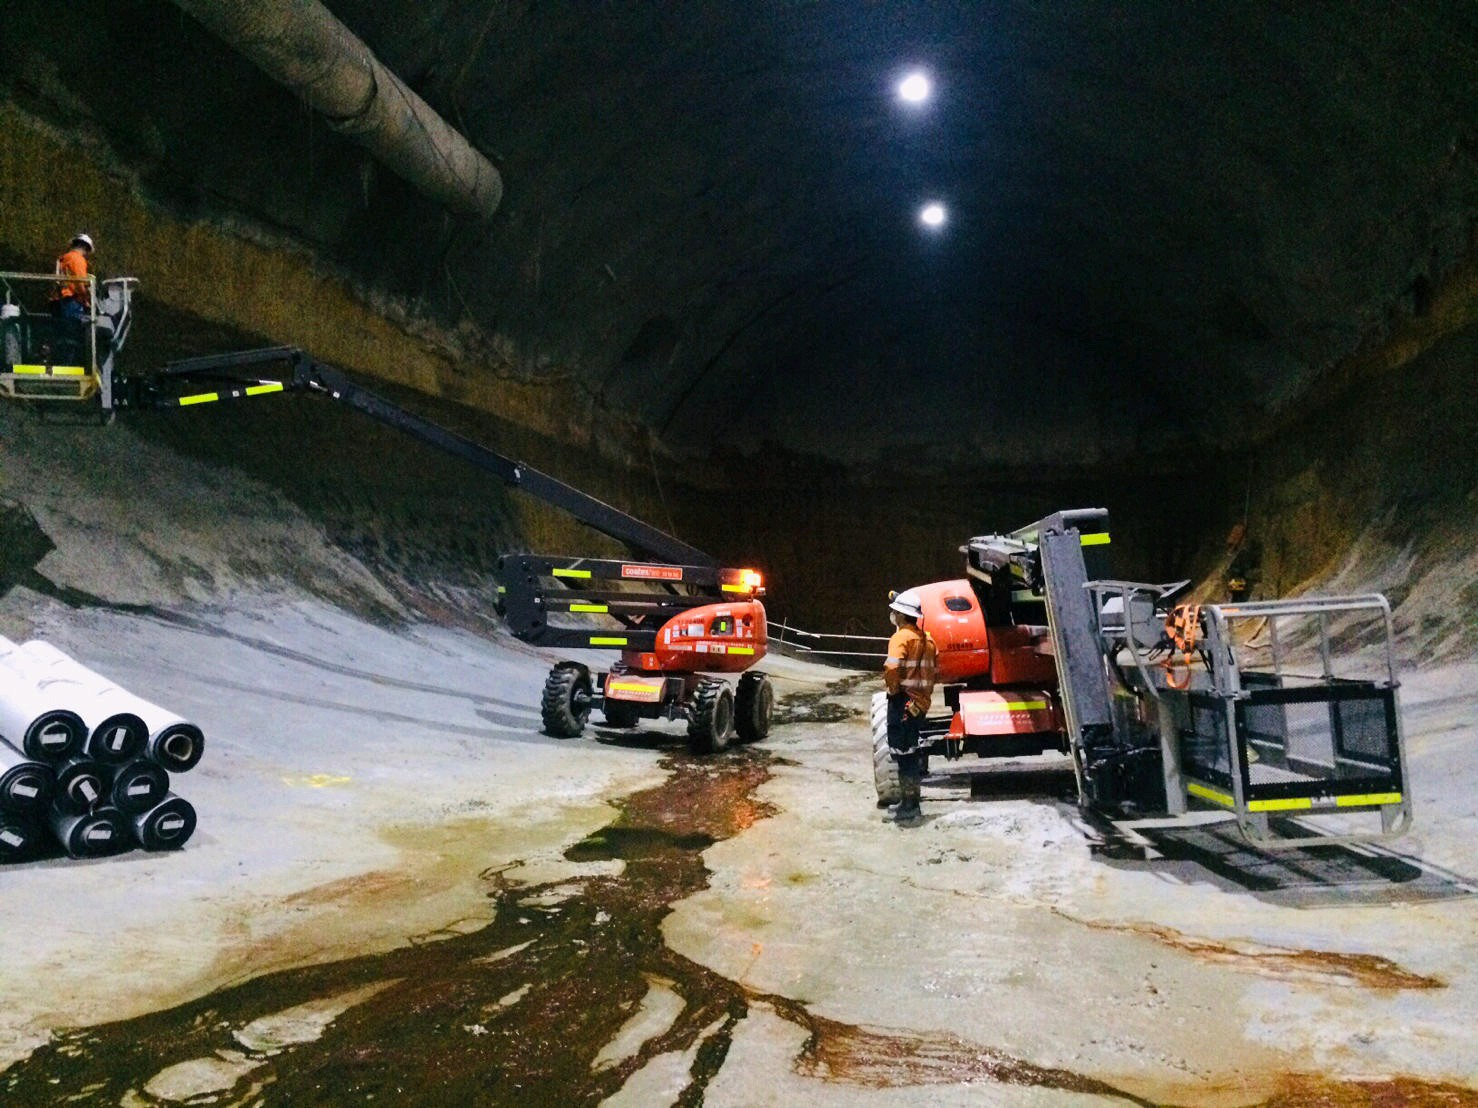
xmin=0 ymin=638 xmax=201 ymax=862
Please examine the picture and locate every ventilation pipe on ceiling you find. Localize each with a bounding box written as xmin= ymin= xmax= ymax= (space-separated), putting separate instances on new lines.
xmin=171 ymin=0 xmax=502 ymax=220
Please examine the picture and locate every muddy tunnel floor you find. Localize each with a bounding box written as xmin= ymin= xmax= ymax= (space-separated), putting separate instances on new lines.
xmin=7 ymin=714 xmax=1476 ymax=1108
xmin=0 ymin=742 xmax=1157 ymax=1107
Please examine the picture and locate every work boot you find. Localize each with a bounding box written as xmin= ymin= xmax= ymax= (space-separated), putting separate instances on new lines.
xmin=892 ymin=777 xmax=922 ymax=824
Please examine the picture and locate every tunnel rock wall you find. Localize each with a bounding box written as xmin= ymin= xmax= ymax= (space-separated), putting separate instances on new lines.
xmin=1227 ymin=298 xmax=1478 ymax=665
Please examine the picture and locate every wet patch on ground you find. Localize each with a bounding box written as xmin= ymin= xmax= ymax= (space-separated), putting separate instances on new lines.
xmin=0 ymin=742 xmax=1154 ymax=1107
xmin=770 ymin=672 xmax=869 ymax=726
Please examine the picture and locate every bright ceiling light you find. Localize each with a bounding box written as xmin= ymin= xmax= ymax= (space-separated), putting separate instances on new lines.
xmin=897 ymin=72 xmax=931 ymax=104
xmin=919 ymin=202 xmax=947 ymax=228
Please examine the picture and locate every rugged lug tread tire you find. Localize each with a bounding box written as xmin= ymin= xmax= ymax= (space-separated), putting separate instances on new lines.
xmin=735 ymin=672 xmax=774 ymax=744
xmin=602 ymin=699 xmax=641 ymax=728
xmin=542 ymin=663 xmax=591 ymax=738
xmin=687 ymin=679 xmax=735 ymax=754
xmin=871 ymin=691 xmax=901 ymax=807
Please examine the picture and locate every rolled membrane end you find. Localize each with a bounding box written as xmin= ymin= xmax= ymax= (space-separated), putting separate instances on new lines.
xmin=50 ymin=806 xmax=128 ymax=858
xmin=85 ymin=713 xmax=148 ymax=764
xmin=148 ymin=723 xmax=205 ymax=773
xmin=23 ymin=709 xmax=86 ymax=763
xmin=109 ymin=759 xmax=170 ymax=814
xmin=131 ymin=794 xmax=197 ymax=851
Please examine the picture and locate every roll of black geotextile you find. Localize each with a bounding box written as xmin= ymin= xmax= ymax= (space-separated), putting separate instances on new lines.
xmin=0 ymin=740 xmax=55 ymax=816
xmin=50 ymin=805 xmax=129 ymax=858
xmin=53 ymin=757 xmax=107 ymax=815
xmin=0 ymin=815 xmax=43 ymax=861
xmin=131 ymin=793 xmax=196 ymax=851
xmin=145 ymin=722 xmax=206 ymax=774
xmin=82 ymin=712 xmax=149 ymax=765
xmin=107 ymin=758 xmax=170 ymax=815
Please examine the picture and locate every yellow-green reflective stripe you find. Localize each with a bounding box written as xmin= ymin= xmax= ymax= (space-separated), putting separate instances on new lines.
xmin=1248 ymin=797 xmax=1313 ymax=812
xmin=1187 ymin=782 xmax=1234 ymax=808
xmin=609 ymin=682 xmax=660 ymax=693
xmin=570 ymin=603 xmax=608 ymax=613
xmin=1010 ymin=589 xmax=1038 ymax=602
xmin=553 ymin=568 xmax=592 ymax=579
xmin=245 ymin=382 xmax=284 ymax=396
xmin=178 ymin=392 xmax=218 ymax=406
xmin=497 ymin=586 xmax=506 ymax=594
xmin=974 ymin=699 xmax=1048 ymax=712
xmin=728 ymin=646 xmax=755 ymax=655
xmin=11 ymin=364 xmax=86 ymax=376
xmin=721 ymin=583 xmax=748 ymax=592
xmin=590 ymin=636 xmax=628 ymax=646
xmin=1335 ymin=792 xmax=1402 ymax=807
xmin=1080 ymin=533 xmax=1111 ymax=547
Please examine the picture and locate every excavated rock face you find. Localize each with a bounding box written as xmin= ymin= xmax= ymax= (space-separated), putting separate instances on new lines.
xmin=1 ymin=2 xmax=1475 ymax=642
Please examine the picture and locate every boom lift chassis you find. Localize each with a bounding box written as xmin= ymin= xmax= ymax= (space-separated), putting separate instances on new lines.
xmin=992 ymin=510 xmax=1412 ymax=850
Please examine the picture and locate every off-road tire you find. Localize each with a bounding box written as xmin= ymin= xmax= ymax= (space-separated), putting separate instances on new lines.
xmin=872 ymin=691 xmax=901 ymax=807
xmin=735 ymin=672 xmax=774 ymax=744
xmin=687 ymin=679 xmax=735 ymax=754
xmin=542 ymin=663 xmax=591 ymax=738
xmin=602 ymin=699 xmax=642 ymax=728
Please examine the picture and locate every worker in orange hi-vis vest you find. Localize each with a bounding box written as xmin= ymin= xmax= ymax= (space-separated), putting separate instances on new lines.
xmin=882 ymin=587 xmax=937 ymax=824
xmin=50 ymin=233 xmax=94 ymax=324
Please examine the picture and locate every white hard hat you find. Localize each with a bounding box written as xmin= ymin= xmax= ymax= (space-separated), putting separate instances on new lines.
xmin=888 ymin=588 xmax=924 ymax=621
xmin=72 ymin=233 xmax=94 ymax=251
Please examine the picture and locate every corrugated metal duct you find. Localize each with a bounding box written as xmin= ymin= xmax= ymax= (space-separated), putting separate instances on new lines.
xmin=172 ymin=0 xmax=503 ymax=220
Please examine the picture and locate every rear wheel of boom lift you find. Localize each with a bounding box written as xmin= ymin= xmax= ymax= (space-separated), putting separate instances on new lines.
xmin=602 ymin=699 xmax=641 ymax=728
xmin=542 ymin=663 xmax=592 ymax=738
xmin=871 ymin=691 xmax=900 ymax=807
xmin=687 ymin=679 xmax=735 ymax=754
xmin=735 ymin=672 xmax=773 ymax=743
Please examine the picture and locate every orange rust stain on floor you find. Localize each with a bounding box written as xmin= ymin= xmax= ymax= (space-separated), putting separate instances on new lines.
xmin=1055 ymin=910 xmax=1443 ymax=990
xmin=1261 ymin=1073 xmax=1478 ymax=1106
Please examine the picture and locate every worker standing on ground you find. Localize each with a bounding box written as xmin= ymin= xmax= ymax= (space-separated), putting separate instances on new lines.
xmin=883 ymin=588 xmax=937 ymax=824
xmin=50 ymin=233 xmax=94 ymax=323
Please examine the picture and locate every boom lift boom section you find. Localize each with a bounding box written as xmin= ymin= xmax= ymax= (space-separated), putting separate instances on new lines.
xmin=112 ymin=345 xmax=714 ymax=569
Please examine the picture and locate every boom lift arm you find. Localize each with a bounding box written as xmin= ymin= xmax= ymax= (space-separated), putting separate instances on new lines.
xmin=111 ymin=346 xmax=714 ymax=568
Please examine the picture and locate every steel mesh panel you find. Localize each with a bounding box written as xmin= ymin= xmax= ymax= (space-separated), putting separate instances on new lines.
xmin=1335 ymin=696 xmax=1392 ymax=764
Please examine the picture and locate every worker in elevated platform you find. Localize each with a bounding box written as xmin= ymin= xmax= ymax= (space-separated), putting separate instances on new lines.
xmin=50 ymin=234 xmax=94 ymax=323
xmin=883 ymin=588 xmax=937 ymax=824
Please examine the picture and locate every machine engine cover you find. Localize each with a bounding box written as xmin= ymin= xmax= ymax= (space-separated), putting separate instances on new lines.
xmin=646 ymin=600 xmax=767 ymax=673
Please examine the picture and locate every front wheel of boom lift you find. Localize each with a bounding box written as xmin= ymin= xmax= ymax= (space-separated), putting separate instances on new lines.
xmin=687 ymin=679 xmax=735 ymax=754
xmin=871 ymin=692 xmax=901 ymax=808
xmin=542 ymin=663 xmax=592 ymax=738
xmin=735 ymin=672 xmax=774 ymax=743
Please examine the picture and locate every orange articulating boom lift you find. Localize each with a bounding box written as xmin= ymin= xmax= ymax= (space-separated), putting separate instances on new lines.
xmin=876 ymin=509 xmax=1413 ymax=850
xmin=0 ymin=287 xmax=775 ymax=756
xmin=498 ymin=557 xmax=771 ymax=751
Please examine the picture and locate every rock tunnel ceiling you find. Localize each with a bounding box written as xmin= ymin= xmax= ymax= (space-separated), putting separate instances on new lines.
xmin=4 ymin=1 xmax=1477 ymax=465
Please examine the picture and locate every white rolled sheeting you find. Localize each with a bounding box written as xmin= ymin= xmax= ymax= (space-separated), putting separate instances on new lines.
xmin=0 ymin=650 xmax=86 ymax=762
xmin=21 ymin=642 xmax=202 ymax=771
